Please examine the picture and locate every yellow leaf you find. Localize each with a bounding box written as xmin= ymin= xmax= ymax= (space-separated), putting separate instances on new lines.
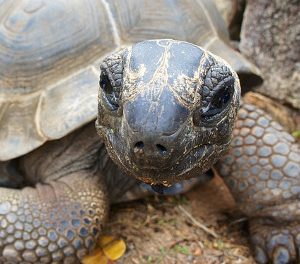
xmin=99 ymin=236 xmax=115 ymax=247
xmin=82 ymin=248 xmax=109 ymax=264
xmin=102 ymin=238 xmax=126 ymax=260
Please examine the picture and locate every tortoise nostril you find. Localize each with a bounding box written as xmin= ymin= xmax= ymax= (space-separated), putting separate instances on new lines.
xmin=156 ymin=144 xmax=167 ymax=155
xmin=134 ymin=141 xmax=144 ymax=150
xmin=134 ymin=141 xmax=144 ymax=155
xmin=133 ymin=141 xmax=168 ymax=157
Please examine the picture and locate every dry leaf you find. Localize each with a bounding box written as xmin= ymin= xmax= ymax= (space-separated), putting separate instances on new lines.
xmin=102 ymin=238 xmax=126 ymax=260
xmin=82 ymin=249 xmax=109 ymax=264
xmin=82 ymin=235 xmax=126 ymax=264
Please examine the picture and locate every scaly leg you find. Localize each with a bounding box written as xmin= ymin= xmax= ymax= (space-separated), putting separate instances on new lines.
xmin=216 ymin=102 xmax=300 ymax=263
xmin=0 ymin=124 xmax=109 ymax=263
xmin=0 ymin=173 xmax=107 ymax=263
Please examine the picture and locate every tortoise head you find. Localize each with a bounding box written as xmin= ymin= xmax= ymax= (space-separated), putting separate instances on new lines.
xmin=96 ymin=39 xmax=240 ymax=185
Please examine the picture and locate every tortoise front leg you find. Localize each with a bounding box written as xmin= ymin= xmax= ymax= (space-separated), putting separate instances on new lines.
xmin=0 ymin=124 xmax=110 ymax=263
xmin=0 ymin=172 xmax=108 ymax=263
xmin=216 ymin=102 xmax=300 ymax=264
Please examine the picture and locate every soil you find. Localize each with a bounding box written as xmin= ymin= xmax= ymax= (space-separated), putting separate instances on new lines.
xmin=104 ymin=175 xmax=256 ymax=264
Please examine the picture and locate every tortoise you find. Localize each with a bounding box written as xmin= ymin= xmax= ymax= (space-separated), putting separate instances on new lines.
xmin=0 ymin=1 xmax=299 ymax=264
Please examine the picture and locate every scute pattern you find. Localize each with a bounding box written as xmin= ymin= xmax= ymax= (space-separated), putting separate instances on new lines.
xmin=0 ymin=0 xmax=114 ymax=94
xmin=0 ymin=0 xmax=260 ymax=161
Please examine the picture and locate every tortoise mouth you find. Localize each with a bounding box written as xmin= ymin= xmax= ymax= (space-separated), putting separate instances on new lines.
xmin=98 ymin=123 xmax=229 ymax=185
xmin=132 ymin=143 xmax=210 ymax=172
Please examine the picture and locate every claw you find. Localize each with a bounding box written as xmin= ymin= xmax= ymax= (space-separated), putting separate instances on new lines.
xmin=273 ymin=247 xmax=290 ymax=264
xmin=254 ymin=246 xmax=268 ymax=264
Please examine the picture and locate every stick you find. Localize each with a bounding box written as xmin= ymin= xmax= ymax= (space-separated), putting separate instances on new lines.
xmin=178 ymin=205 xmax=219 ymax=238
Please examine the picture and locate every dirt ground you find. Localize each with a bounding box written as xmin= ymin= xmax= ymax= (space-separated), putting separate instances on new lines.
xmin=104 ymin=175 xmax=256 ymax=264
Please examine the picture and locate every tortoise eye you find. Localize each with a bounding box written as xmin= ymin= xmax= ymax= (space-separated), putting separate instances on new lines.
xmin=193 ymin=77 xmax=234 ymax=125
xmin=100 ymin=73 xmax=120 ymax=110
xmin=100 ymin=74 xmax=113 ymax=95
xmin=202 ymin=82 xmax=233 ymax=120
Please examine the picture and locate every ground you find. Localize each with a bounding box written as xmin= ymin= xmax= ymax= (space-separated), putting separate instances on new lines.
xmin=104 ymin=175 xmax=256 ymax=264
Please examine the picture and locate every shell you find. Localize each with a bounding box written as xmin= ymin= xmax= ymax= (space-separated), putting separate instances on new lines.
xmin=0 ymin=0 xmax=260 ymax=161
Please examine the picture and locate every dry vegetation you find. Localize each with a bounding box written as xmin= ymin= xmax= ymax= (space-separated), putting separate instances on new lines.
xmin=104 ymin=176 xmax=255 ymax=264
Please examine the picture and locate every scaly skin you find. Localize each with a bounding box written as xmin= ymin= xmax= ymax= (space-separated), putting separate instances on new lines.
xmin=0 ymin=124 xmax=110 ymax=263
xmin=217 ymin=101 xmax=300 ymax=264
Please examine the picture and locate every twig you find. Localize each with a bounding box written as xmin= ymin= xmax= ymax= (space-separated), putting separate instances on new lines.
xmin=178 ymin=205 xmax=219 ymax=238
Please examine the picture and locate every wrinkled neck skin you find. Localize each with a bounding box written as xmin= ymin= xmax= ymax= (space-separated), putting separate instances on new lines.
xmin=97 ymin=40 xmax=240 ymax=187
